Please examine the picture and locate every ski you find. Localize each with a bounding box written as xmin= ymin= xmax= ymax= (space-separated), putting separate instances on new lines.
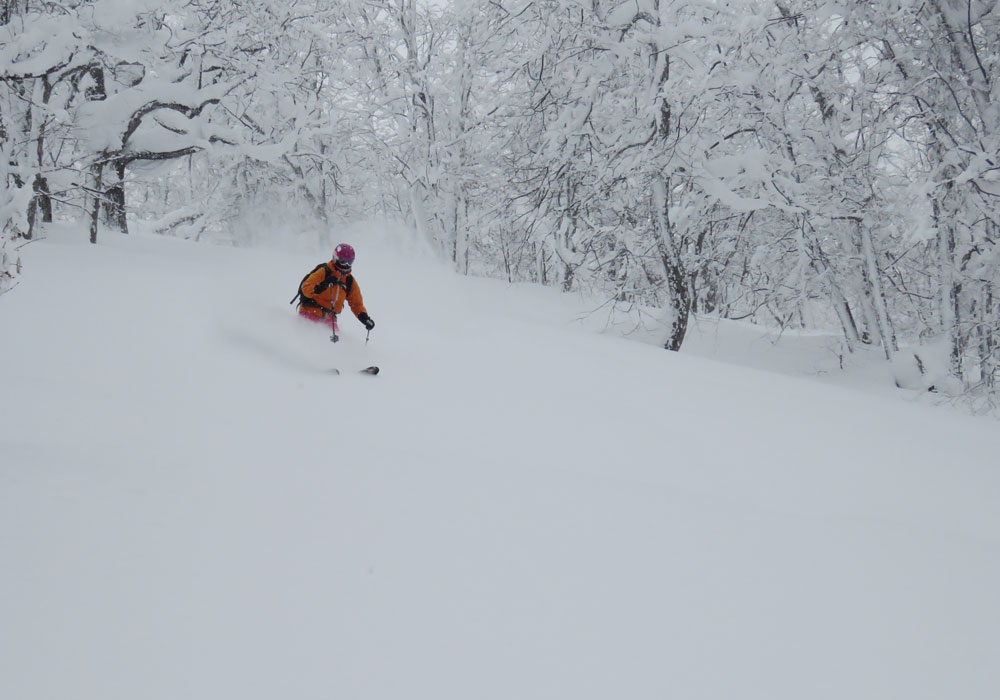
xmin=328 ymin=366 xmax=379 ymax=376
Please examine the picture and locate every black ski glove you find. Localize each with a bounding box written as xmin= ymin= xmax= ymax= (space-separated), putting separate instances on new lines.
xmin=358 ymin=312 xmax=375 ymax=330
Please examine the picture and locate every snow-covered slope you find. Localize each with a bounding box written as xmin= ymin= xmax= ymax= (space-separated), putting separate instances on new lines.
xmin=3 ymin=226 xmax=999 ymax=700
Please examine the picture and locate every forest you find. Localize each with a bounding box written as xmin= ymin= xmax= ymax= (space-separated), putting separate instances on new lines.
xmin=2 ymin=0 xmax=998 ymax=399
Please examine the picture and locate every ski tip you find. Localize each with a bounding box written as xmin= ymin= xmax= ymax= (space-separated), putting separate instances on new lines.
xmin=328 ymin=368 xmax=341 ymax=375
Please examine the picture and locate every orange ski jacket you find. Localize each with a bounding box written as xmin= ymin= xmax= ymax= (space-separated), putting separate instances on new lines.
xmin=297 ymin=262 xmax=367 ymax=320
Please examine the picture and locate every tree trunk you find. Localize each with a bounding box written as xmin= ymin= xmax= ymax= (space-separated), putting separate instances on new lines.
xmin=104 ymin=160 xmax=128 ymax=233
xmin=33 ymin=75 xmax=54 ymax=227
xmin=454 ymin=191 xmax=470 ymax=276
xmin=859 ymin=221 xmax=897 ymax=360
xmin=829 ymin=283 xmax=863 ymax=351
xmin=652 ymin=175 xmax=690 ymax=351
xmin=806 ymin=233 xmax=862 ymax=352
xmin=982 ymin=284 xmax=996 ymax=389
xmin=89 ymin=161 xmax=104 ymax=244
xmin=934 ymin=197 xmax=964 ymax=382
xmin=409 ymin=182 xmax=435 ymax=253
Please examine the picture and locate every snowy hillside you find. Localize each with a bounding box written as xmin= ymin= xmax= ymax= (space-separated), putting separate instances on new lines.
xmin=2 ymin=225 xmax=999 ymax=700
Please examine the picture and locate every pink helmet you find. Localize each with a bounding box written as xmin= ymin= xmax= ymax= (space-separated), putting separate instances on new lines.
xmin=333 ymin=243 xmax=355 ymax=267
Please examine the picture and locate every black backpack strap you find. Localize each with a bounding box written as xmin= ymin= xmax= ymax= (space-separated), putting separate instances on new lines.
xmin=291 ymin=263 xmax=331 ymax=305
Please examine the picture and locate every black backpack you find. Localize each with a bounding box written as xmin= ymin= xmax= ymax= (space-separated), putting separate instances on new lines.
xmin=290 ymin=263 xmax=353 ymax=307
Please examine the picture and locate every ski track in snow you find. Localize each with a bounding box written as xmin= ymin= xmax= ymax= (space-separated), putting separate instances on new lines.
xmin=2 ymin=226 xmax=1000 ymax=700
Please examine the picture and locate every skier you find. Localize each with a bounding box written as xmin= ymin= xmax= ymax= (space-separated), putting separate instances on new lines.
xmin=292 ymin=243 xmax=375 ymax=340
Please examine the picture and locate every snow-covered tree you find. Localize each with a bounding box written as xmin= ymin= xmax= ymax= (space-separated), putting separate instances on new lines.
xmin=885 ymin=0 xmax=1000 ymax=390
xmin=4 ymin=0 xmax=998 ymax=396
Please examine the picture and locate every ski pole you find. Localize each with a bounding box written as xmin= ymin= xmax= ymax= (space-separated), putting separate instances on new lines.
xmin=330 ymin=283 xmax=343 ymax=343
